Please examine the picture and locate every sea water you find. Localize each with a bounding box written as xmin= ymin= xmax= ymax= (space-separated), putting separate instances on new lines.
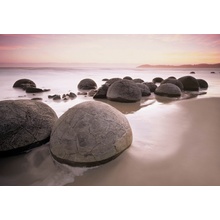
xmin=0 ymin=67 xmax=220 ymax=185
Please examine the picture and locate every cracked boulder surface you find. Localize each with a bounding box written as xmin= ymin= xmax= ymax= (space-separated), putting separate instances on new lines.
xmin=0 ymin=100 xmax=58 ymax=157
xmin=50 ymin=101 xmax=133 ymax=167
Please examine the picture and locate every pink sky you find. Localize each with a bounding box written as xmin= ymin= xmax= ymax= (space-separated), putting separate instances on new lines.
xmin=0 ymin=34 xmax=220 ymax=67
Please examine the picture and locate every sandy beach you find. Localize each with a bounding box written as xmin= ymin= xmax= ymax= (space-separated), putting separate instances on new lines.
xmin=68 ymin=97 xmax=220 ymax=186
xmin=1 ymin=96 xmax=220 ymax=186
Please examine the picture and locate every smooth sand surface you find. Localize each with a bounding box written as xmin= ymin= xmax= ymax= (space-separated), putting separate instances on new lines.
xmin=69 ymin=97 xmax=220 ymax=186
xmin=1 ymin=97 xmax=220 ymax=186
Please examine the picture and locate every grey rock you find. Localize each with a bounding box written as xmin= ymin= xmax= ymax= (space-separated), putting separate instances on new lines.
xmin=105 ymin=78 xmax=122 ymax=87
xmin=107 ymin=79 xmax=142 ymax=103
xmin=77 ymin=78 xmax=97 ymax=90
xmin=136 ymin=83 xmax=151 ymax=96
xmin=93 ymin=84 xmax=108 ymax=99
xmin=178 ymin=76 xmax=199 ymax=91
xmin=13 ymin=79 xmax=36 ymax=90
xmin=161 ymin=78 xmax=184 ymax=90
xmin=26 ymin=87 xmax=44 ymax=93
xmin=123 ymin=76 xmax=133 ymax=80
xmin=133 ymin=78 xmax=144 ymax=83
xmin=152 ymin=77 xmax=163 ymax=83
xmin=197 ymin=79 xmax=208 ymax=89
xmin=155 ymin=83 xmax=181 ymax=97
xmin=0 ymin=100 xmax=58 ymax=156
xmin=50 ymin=101 xmax=132 ymax=167
xmin=143 ymin=82 xmax=157 ymax=92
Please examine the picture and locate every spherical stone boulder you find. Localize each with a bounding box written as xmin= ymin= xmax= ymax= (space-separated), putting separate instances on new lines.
xmin=0 ymin=100 xmax=58 ymax=157
xmin=152 ymin=77 xmax=163 ymax=84
xmin=49 ymin=101 xmax=133 ymax=167
xmin=161 ymin=78 xmax=184 ymax=91
xmin=107 ymin=79 xmax=142 ymax=103
xmin=167 ymin=76 xmax=176 ymax=80
xmin=123 ymin=76 xmax=133 ymax=80
xmin=155 ymin=83 xmax=181 ymax=97
xmin=93 ymin=84 xmax=108 ymax=99
xmin=13 ymin=79 xmax=36 ymax=90
xmin=105 ymin=77 xmax=122 ymax=87
xmin=197 ymin=79 xmax=208 ymax=89
xmin=143 ymin=82 xmax=157 ymax=92
xmin=178 ymin=76 xmax=199 ymax=91
xmin=133 ymin=78 xmax=144 ymax=83
xmin=136 ymin=83 xmax=151 ymax=96
xmin=77 ymin=78 xmax=97 ymax=91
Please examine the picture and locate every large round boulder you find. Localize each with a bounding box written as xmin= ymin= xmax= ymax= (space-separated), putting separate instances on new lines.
xmin=133 ymin=78 xmax=144 ymax=83
xmin=0 ymin=100 xmax=58 ymax=157
xmin=105 ymin=78 xmax=122 ymax=87
xmin=161 ymin=78 xmax=184 ymax=90
xmin=107 ymin=79 xmax=142 ymax=102
xmin=143 ymin=82 xmax=157 ymax=92
xmin=197 ymin=79 xmax=208 ymax=89
xmin=50 ymin=101 xmax=133 ymax=167
xmin=152 ymin=77 xmax=163 ymax=84
xmin=123 ymin=76 xmax=133 ymax=80
xmin=178 ymin=76 xmax=199 ymax=91
xmin=93 ymin=84 xmax=108 ymax=99
xmin=13 ymin=79 xmax=36 ymax=90
xmin=155 ymin=83 xmax=181 ymax=97
xmin=136 ymin=83 xmax=151 ymax=96
xmin=77 ymin=78 xmax=97 ymax=90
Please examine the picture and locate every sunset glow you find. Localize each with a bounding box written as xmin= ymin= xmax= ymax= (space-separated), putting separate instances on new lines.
xmin=0 ymin=34 xmax=220 ymax=67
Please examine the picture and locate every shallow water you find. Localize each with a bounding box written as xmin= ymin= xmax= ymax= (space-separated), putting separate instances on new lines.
xmin=0 ymin=67 xmax=220 ymax=185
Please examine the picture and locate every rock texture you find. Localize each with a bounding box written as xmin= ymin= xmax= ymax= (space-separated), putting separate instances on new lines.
xmin=136 ymin=83 xmax=151 ymax=96
xmin=50 ymin=101 xmax=133 ymax=167
xmin=143 ymin=82 xmax=157 ymax=92
xmin=26 ymin=87 xmax=44 ymax=93
xmin=107 ymin=79 xmax=142 ymax=102
xmin=197 ymin=79 xmax=208 ymax=89
xmin=0 ymin=100 xmax=58 ymax=156
xmin=152 ymin=77 xmax=163 ymax=84
xmin=178 ymin=76 xmax=199 ymax=91
xmin=133 ymin=78 xmax=144 ymax=83
xmin=155 ymin=83 xmax=181 ymax=97
xmin=105 ymin=78 xmax=122 ymax=87
xmin=13 ymin=79 xmax=36 ymax=90
xmin=161 ymin=78 xmax=184 ymax=90
xmin=77 ymin=78 xmax=97 ymax=90
xmin=93 ymin=84 xmax=108 ymax=99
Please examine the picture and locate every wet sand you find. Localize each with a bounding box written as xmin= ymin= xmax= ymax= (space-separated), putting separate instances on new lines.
xmin=1 ymin=97 xmax=220 ymax=186
xmin=68 ymin=97 xmax=220 ymax=186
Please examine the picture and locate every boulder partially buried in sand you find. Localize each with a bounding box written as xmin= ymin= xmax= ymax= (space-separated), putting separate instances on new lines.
xmin=143 ymin=82 xmax=157 ymax=92
xmin=0 ymin=100 xmax=58 ymax=157
xmin=50 ymin=101 xmax=133 ymax=167
xmin=136 ymin=83 xmax=151 ymax=96
xmin=13 ymin=78 xmax=36 ymax=90
xmin=107 ymin=79 xmax=142 ymax=102
xmin=155 ymin=83 xmax=181 ymax=97
xmin=77 ymin=78 xmax=97 ymax=90
xmin=161 ymin=78 xmax=184 ymax=91
xmin=197 ymin=79 xmax=209 ymax=89
xmin=178 ymin=76 xmax=199 ymax=91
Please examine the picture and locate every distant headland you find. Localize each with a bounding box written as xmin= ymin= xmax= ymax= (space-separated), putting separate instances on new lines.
xmin=137 ymin=63 xmax=220 ymax=68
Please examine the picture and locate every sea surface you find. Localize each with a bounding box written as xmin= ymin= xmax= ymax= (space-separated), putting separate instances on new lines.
xmin=0 ymin=67 xmax=220 ymax=185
